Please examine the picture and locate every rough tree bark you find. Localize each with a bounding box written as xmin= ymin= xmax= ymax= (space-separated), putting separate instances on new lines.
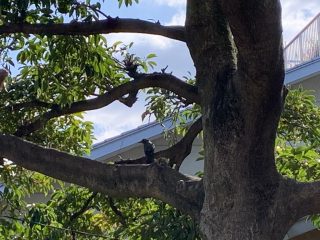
xmin=185 ymin=0 xmax=304 ymax=239
xmin=0 ymin=1 xmax=319 ymax=239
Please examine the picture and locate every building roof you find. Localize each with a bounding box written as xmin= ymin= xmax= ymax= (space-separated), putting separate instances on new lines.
xmin=89 ymin=118 xmax=176 ymax=161
xmin=285 ymin=57 xmax=320 ymax=85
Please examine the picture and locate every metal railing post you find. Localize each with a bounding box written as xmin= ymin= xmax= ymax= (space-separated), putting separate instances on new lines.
xmin=317 ymin=16 xmax=320 ymax=57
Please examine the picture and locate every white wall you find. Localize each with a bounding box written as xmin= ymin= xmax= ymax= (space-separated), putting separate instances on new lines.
xmin=291 ymin=74 xmax=320 ymax=103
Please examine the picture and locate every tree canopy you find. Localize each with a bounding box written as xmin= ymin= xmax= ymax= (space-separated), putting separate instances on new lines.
xmin=1 ymin=1 xmax=320 ymax=239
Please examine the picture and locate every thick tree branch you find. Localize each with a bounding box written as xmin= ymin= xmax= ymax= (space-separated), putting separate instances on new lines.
xmin=15 ymin=73 xmax=199 ymax=137
xmin=0 ymin=134 xmax=203 ymax=219
xmin=0 ymin=18 xmax=186 ymax=42
xmin=116 ymin=117 xmax=203 ymax=168
xmin=292 ymin=180 xmax=320 ymax=218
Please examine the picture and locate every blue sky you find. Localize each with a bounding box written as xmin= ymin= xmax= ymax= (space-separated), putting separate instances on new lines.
xmin=81 ymin=0 xmax=320 ymax=142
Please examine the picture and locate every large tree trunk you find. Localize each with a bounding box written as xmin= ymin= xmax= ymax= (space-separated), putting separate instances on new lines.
xmin=186 ymin=1 xmax=298 ymax=239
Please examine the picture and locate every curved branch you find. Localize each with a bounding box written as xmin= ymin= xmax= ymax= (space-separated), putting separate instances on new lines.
xmin=15 ymin=73 xmax=199 ymax=137
xmin=0 ymin=18 xmax=186 ymax=42
xmin=0 ymin=134 xmax=203 ymax=219
xmin=69 ymin=192 xmax=97 ymax=223
xmin=108 ymin=197 xmax=127 ymax=226
xmin=116 ymin=117 xmax=203 ymax=168
xmin=118 ymin=90 xmax=138 ymax=107
xmin=159 ymin=117 xmax=202 ymax=168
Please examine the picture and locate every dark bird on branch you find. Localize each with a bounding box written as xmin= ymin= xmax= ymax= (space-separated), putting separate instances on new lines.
xmin=139 ymin=139 xmax=155 ymax=164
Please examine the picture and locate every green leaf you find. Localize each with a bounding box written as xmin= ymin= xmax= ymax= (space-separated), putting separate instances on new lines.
xmin=146 ymin=53 xmax=157 ymax=59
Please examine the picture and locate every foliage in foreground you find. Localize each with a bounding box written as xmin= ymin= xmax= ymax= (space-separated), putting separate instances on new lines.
xmin=0 ymin=176 xmax=199 ymax=239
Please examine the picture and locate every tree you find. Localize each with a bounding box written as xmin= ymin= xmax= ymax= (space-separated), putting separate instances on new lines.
xmin=0 ymin=0 xmax=319 ymax=239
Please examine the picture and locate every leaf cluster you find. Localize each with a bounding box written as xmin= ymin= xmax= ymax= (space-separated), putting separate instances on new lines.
xmin=0 ymin=0 xmax=105 ymax=24
xmin=276 ymin=88 xmax=320 ymax=181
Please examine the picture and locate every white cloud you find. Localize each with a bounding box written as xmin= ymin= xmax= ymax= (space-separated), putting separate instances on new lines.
xmin=166 ymin=10 xmax=186 ymax=25
xmin=106 ymin=33 xmax=174 ymax=50
xmin=154 ymin=0 xmax=186 ymax=7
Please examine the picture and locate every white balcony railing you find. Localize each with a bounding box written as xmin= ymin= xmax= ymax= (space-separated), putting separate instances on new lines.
xmin=284 ymin=13 xmax=320 ymax=70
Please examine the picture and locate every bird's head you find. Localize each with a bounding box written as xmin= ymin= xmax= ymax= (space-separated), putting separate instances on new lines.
xmin=139 ymin=139 xmax=149 ymax=144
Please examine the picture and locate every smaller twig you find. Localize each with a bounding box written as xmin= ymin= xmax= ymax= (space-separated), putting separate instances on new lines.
xmin=108 ymin=197 xmax=127 ymax=226
xmin=68 ymin=192 xmax=97 ymax=240
xmin=71 ymin=231 xmax=76 ymax=240
xmin=75 ymin=2 xmax=109 ymax=19
xmin=161 ymin=65 xmax=168 ymax=73
xmin=69 ymin=192 xmax=97 ymax=223
xmin=4 ymin=100 xmax=53 ymax=112
xmin=279 ymin=133 xmax=294 ymax=148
